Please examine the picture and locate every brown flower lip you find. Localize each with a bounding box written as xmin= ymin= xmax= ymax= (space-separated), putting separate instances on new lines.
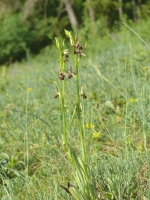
xmin=71 ymin=37 xmax=86 ymax=56
xmin=54 ymin=86 xmax=59 ymax=98
xmin=68 ymin=66 xmax=73 ymax=79
xmin=82 ymin=94 xmax=87 ymax=99
xmin=81 ymin=90 xmax=87 ymax=99
xmin=58 ymin=67 xmax=65 ymax=80
xmin=54 ymin=94 xmax=59 ymax=98
xmin=74 ymin=50 xmax=86 ymax=56
xmin=59 ymin=73 xmax=65 ymax=80
xmin=68 ymin=72 xmax=73 ymax=79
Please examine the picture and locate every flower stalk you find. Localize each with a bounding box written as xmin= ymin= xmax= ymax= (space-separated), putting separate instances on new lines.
xmin=54 ymin=30 xmax=97 ymax=199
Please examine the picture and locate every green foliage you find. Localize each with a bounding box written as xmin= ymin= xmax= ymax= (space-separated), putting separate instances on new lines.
xmin=0 ymin=14 xmax=27 ymax=63
xmin=0 ymin=153 xmax=24 ymax=181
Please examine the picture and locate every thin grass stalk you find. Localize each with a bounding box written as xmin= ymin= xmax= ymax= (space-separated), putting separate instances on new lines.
xmin=25 ymin=89 xmax=29 ymax=177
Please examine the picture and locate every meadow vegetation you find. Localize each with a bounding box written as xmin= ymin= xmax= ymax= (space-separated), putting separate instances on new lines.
xmin=0 ymin=21 xmax=150 ymax=199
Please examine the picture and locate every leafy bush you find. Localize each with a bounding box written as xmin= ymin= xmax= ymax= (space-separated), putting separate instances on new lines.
xmin=0 ymin=13 xmax=51 ymax=64
xmin=0 ymin=14 xmax=27 ymax=63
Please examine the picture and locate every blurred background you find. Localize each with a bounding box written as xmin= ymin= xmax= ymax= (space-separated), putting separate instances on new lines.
xmin=0 ymin=0 xmax=150 ymax=65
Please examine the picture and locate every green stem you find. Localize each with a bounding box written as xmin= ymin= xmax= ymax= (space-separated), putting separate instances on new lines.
xmin=60 ymin=57 xmax=67 ymax=145
xmin=74 ymin=55 xmax=86 ymax=164
xmin=62 ymin=80 xmax=67 ymax=143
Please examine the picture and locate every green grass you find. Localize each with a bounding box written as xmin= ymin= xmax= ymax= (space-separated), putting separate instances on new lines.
xmin=0 ymin=24 xmax=150 ymax=199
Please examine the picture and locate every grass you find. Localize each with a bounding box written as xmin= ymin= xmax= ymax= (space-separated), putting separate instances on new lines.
xmin=0 ymin=23 xmax=150 ymax=199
